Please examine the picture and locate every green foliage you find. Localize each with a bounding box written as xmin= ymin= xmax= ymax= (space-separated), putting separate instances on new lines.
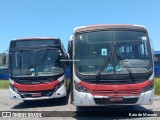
xmin=155 ymin=78 xmax=160 ymax=95
xmin=0 ymin=80 xmax=9 ymax=89
xmin=66 ymin=79 xmax=70 ymax=90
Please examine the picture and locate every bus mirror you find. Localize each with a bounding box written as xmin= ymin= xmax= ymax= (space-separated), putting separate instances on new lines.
xmin=2 ymin=54 xmax=6 ymax=65
xmin=60 ymin=52 xmax=62 ymax=56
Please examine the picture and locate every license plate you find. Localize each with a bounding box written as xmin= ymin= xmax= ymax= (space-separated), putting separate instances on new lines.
xmin=109 ymin=97 xmax=123 ymax=102
xmin=31 ymin=93 xmax=42 ymax=97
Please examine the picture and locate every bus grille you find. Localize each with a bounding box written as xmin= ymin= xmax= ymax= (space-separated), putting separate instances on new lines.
xmin=19 ymin=89 xmax=54 ymax=98
xmin=94 ymin=98 xmax=138 ymax=104
xmin=92 ymin=89 xmax=140 ymax=96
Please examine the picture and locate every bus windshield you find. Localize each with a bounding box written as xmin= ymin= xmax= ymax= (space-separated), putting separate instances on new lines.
xmin=75 ymin=30 xmax=152 ymax=75
xmin=10 ymin=48 xmax=64 ymax=77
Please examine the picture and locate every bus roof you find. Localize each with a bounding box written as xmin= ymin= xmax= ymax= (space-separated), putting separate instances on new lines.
xmin=9 ymin=37 xmax=66 ymax=52
xmin=74 ymin=24 xmax=147 ymax=33
xmin=14 ymin=37 xmax=57 ymax=40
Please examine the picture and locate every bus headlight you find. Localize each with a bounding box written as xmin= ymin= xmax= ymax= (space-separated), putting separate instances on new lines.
xmin=74 ymin=82 xmax=90 ymax=93
xmin=54 ymin=81 xmax=64 ymax=91
xmin=10 ymin=84 xmax=19 ymax=93
xmin=141 ymin=80 xmax=154 ymax=93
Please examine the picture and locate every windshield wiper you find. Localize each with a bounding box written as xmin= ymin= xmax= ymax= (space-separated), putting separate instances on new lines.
xmin=96 ymin=56 xmax=110 ymax=77
xmin=112 ymin=44 xmax=135 ymax=83
xmin=117 ymin=56 xmax=135 ymax=83
xmin=95 ymin=51 xmax=111 ymax=84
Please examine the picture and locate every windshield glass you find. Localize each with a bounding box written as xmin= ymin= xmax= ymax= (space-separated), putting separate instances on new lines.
xmin=10 ymin=49 xmax=64 ymax=77
xmin=75 ymin=30 xmax=152 ymax=75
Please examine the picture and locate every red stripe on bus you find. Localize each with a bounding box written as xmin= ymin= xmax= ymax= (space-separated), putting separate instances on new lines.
xmin=80 ymin=80 xmax=152 ymax=96
xmin=14 ymin=80 xmax=59 ymax=92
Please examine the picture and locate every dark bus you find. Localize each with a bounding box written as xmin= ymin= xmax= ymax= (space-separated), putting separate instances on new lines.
xmin=8 ymin=37 xmax=68 ymax=101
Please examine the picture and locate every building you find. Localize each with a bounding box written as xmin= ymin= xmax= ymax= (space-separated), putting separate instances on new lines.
xmin=154 ymin=51 xmax=160 ymax=77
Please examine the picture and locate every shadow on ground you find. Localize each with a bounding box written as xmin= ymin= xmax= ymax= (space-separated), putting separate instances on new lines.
xmin=74 ymin=105 xmax=154 ymax=119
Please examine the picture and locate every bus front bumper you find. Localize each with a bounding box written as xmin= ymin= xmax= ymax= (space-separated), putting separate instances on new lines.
xmin=10 ymin=84 xmax=67 ymax=101
xmin=73 ymin=88 xmax=154 ymax=106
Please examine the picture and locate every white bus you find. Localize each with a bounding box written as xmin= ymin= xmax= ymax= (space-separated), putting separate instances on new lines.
xmin=4 ymin=37 xmax=68 ymax=101
xmin=68 ymin=24 xmax=154 ymax=106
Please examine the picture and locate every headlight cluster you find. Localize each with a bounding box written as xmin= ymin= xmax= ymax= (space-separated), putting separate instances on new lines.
xmin=54 ymin=81 xmax=65 ymax=91
xmin=10 ymin=84 xmax=19 ymax=93
xmin=141 ymin=80 xmax=154 ymax=93
xmin=74 ymin=81 xmax=90 ymax=93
